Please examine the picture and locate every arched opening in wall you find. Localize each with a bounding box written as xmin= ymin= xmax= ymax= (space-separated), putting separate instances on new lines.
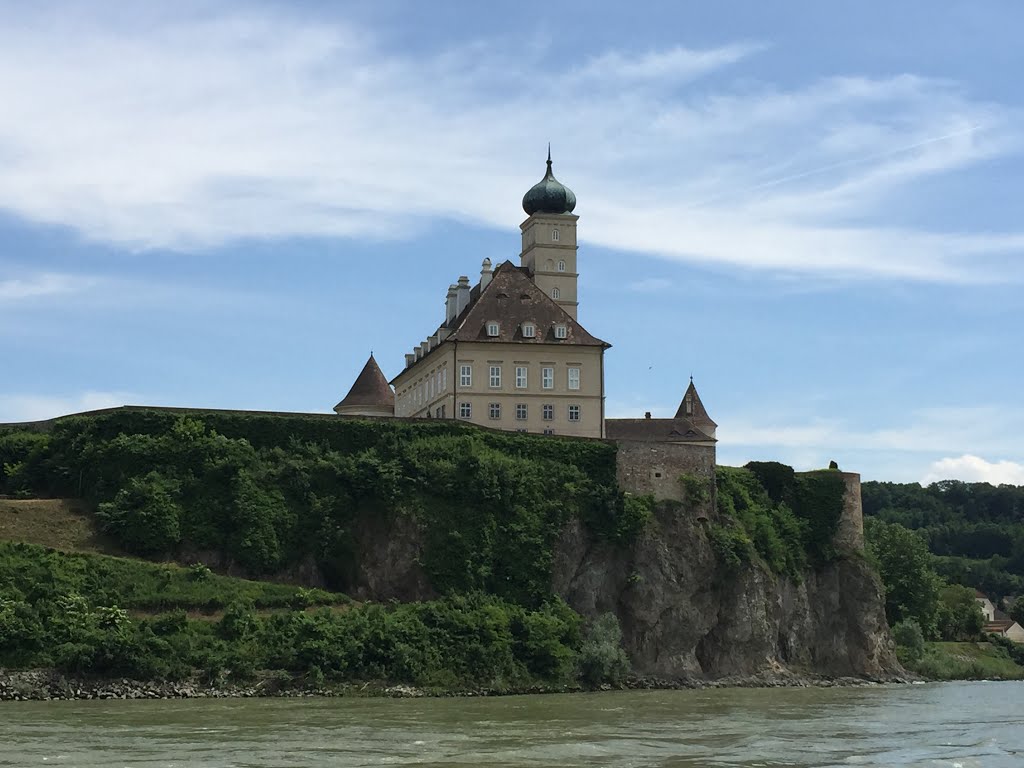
xmin=545 ymin=259 xmax=554 ymax=271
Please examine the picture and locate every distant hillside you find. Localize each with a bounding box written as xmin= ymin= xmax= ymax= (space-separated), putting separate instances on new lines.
xmin=862 ymin=480 xmax=1024 ymax=597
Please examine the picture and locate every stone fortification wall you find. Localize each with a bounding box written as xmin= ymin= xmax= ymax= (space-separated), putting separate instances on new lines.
xmin=614 ymin=440 xmax=715 ymax=502
xmin=834 ymin=471 xmax=865 ymax=552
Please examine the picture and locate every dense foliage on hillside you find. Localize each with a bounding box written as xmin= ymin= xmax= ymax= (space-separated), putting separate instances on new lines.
xmin=0 ymin=542 xmax=609 ymax=688
xmin=862 ymin=480 xmax=1024 ymax=597
xmin=0 ymin=410 xmax=638 ymax=605
xmin=712 ymin=463 xmax=846 ymax=579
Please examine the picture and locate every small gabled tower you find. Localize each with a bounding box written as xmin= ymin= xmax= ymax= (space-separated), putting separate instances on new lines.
xmin=520 ymin=147 xmax=580 ymax=319
xmin=334 ymin=353 xmax=395 ymax=417
xmin=675 ymin=378 xmax=716 ymax=438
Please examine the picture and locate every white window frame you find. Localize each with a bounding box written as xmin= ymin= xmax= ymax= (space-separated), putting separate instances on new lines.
xmin=460 ymin=364 xmax=472 ymax=388
xmin=552 ymin=286 xmax=561 ymax=299
xmin=554 ymin=325 xmax=567 ymax=339
xmin=489 ymin=365 xmax=501 ymax=388
xmin=552 ymin=227 xmax=560 ymax=242
xmin=542 ymin=404 xmax=553 ymax=421
xmin=568 ymin=367 xmax=580 ymax=391
xmin=515 ymin=366 xmax=528 ymax=389
xmin=515 ymin=403 xmax=528 ymax=421
xmin=557 ymin=260 xmax=566 ymax=272
xmin=541 ymin=367 xmax=554 ymax=390
xmin=522 ymin=323 xmax=536 ymax=338
xmin=459 ymin=402 xmax=472 ymax=419
xmin=568 ymin=405 xmax=581 ymax=422
xmin=486 ymin=321 xmax=500 ymax=337
xmin=489 ymin=402 xmax=501 ymax=420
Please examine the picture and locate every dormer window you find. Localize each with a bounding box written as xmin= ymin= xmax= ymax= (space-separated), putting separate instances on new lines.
xmin=554 ymin=324 xmax=567 ymax=339
xmin=486 ymin=322 xmax=499 ymax=337
xmin=552 ymin=287 xmax=561 ymax=299
xmin=552 ymin=227 xmax=560 ymax=242
xmin=557 ymin=260 xmax=566 ymax=272
xmin=522 ymin=323 xmax=536 ymax=338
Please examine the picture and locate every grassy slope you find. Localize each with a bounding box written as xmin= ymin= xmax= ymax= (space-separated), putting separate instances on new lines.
xmin=0 ymin=498 xmax=122 ymax=555
xmin=910 ymin=642 xmax=1024 ymax=681
xmin=0 ymin=497 xmax=350 ymax=615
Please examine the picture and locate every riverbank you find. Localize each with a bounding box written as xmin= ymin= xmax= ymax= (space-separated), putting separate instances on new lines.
xmin=0 ymin=668 xmax=912 ymax=702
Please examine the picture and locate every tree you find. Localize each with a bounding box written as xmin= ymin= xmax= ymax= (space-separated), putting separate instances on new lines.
xmin=936 ymin=584 xmax=984 ymax=641
xmin=96 ymin=472 xmax=182 ymax=556
xmin=865 ymin=517 xmax=942 ymax=638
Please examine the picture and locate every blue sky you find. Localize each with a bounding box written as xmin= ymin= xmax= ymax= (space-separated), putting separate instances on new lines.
xmin=2 ymin=1 xmax=1023 ymax=484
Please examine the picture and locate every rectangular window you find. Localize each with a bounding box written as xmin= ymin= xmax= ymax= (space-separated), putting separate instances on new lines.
xmin=552 ymin=227 xmax=560 ymax=242
xmin=568 ymin=367 xmax=580 ymax=390
xmin=487 ymin=322 xmax=500 ymax=337
xmin=489 ymin=365 xmax=501 ymax=388
xmin=489 ymin=402 xmax=501 ymax=420
xmin=460 ymin=364 xmax=472 ymax=387
xmin=543 ymin=428 xmax=554 ymax=435
xmin=516 ymin=403 xmax=527 ymax=420
xmin=522 ymin=323 xmax=536 ymax=338
xmin=542 ymin=367 xmax=554 ymax=389
xmin=459 ymin=402 xmax=472 ymax=419
xmin=515 ymin=366 xmax=528 ymax=389
xmin=554 ymin=324 xmax=567 ymax=339
xmin=542 ymin=404 xmax=553 ymax=421
xmin=568 ymin=405 xmax=580 ymax=422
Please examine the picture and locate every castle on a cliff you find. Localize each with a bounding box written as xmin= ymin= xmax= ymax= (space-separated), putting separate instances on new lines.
xmin=332 ymin=152 xmax=718 ymax=502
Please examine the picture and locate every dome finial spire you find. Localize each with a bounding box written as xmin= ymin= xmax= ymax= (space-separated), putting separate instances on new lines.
xmin=523 ymin=145 xmax=576 ymax=216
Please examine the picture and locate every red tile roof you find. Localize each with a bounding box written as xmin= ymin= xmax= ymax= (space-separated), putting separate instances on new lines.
xmin=335 ymin=354 xmax=395 ymax=410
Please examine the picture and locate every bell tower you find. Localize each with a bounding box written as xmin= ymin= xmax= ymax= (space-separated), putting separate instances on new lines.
xmin=520 ymin=148 xmax=580 ymax=319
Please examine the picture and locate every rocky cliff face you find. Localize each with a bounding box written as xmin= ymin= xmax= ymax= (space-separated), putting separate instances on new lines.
xmin=342 ymin=503 xmax=899 ymax=682
xmin=552 ymin=506 xmax=900 ymax=681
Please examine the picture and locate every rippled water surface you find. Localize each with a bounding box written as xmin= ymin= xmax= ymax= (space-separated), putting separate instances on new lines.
xmin=2 ymin=682 xmax=1023 ymax=767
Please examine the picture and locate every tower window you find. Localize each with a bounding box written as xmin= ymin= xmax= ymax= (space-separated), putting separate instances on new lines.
xmin=521 ymin=323 xmax=536 ymax=338
xmin=489 ymin=402 xmax=501 ymax=420
xmin=460 ymin=364 xmax=472 ymax=387
xmin=557 ymin=260 xmax=566 ymax=272
xmin=568 ymin=405 xmax=581 ymax=422
xmin=516 ymin=403 xmax=528 ymax=420
xmin=486 ymin=322 xmax=499 ymax=337
xmin=685 ymin=398 xmax=693 ymax=415
xmin=552 ymin=287 xmax=561 ymax=299
xmin=554 ymin=324 xmax=567 ymax=339
xmin=552 ymin=228 xmax=560 ymax=242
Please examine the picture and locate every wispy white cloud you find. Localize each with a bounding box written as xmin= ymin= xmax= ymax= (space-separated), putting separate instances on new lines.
xmin=922 ymin=455 xmax=1024 ymax=486
xmin=571 ymin=43 xmax=760 ymax=84
xmin=0 ymin=273 xmax=93 ymax=301
xmin=626 ymin=277 xmax=674 ymax=293
xmin=0 ymin=5 xmax=1020 ymax=280
xmin=0 ymin=391 xmax=136 ymax=423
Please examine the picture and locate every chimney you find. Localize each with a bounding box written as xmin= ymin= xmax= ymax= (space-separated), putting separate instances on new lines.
xmin=480 ymin=258 xmax=493 ymax=290
xmin=455 ymin=275 xmax=471 ymax=316
xmin=405 ymin=353 xmax=415 ymax=368
xmin=644 ymin=411 xmax=652 ymax=420
xmin=445 ymin=284 xmax=458 ymax=323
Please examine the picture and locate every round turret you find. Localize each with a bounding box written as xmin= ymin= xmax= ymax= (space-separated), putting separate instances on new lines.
xmin=522 ymin=149 xmax=576 ymax=216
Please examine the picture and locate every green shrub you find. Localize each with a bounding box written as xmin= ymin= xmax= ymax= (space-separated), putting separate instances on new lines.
xmin=892 ymin=619 xmax=925 ymax=662
xmin=95 ymin=472 xmax=182 ymax=556
xmin=577 ymin=613 xmax=630 ymax=687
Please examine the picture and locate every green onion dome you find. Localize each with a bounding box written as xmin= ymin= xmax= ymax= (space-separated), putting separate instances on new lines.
xmin=522 ymin=149 xmax=576 ymax=216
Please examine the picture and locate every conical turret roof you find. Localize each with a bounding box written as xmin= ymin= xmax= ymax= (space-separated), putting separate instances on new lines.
xmin=675 ymin=379 xmax=716 ymax=429
xmin=334 ymin=354 xmax=394 ymax=412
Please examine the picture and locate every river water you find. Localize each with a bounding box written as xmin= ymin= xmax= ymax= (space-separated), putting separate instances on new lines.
xmin=2 ymin=682 xmax=1022 ymax=767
